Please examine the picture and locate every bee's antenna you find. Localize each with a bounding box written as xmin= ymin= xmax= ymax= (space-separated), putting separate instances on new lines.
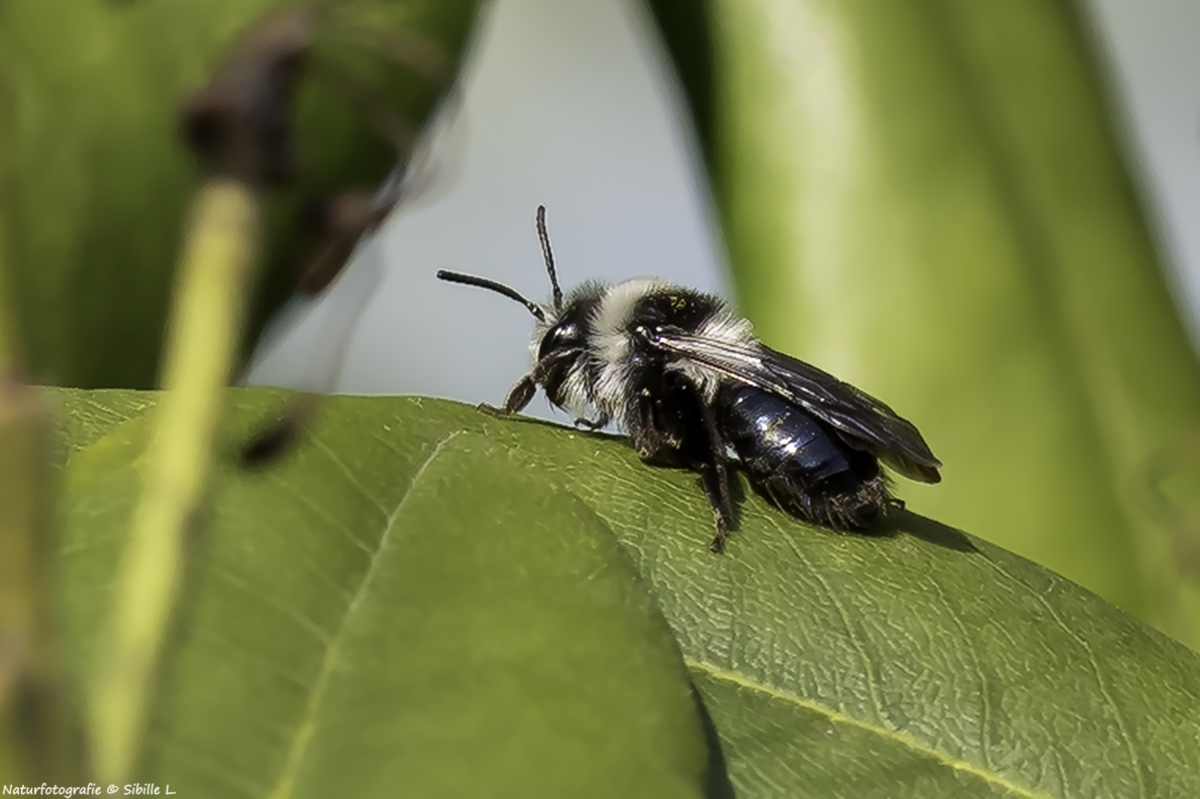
xmin=436 ymin=270 xmax=547 ymax=323
xmin=536 ymin=205 xmax=564 ymax=312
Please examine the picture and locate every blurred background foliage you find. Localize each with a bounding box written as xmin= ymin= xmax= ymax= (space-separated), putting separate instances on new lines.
xmin=0 ymin=0 xmax=476 ymax=389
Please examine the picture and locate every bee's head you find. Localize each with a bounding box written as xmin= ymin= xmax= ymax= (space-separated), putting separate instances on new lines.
xmin=534 ymin=282 xmax=605 ymax=360
xmin=531 ymin=283 xmax=605 ymax=406
xmin=437 ymin=205 xmax=592 ymax=403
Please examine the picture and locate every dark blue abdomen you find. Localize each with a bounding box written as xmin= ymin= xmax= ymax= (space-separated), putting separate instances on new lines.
xmin=720 ymin=387 xmax=849 ymax=476
xmin=718 ymin=385 xmax=882 ymax=525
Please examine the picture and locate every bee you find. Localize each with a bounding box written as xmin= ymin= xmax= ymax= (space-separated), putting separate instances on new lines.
xmin=437 ymin=207 xmax=942 ymax=552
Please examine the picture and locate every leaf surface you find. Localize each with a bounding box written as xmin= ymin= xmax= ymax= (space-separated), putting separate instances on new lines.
xmin=55 ymin=389 xmax=1200 ymax=798
xmin=57 ymin=392 xmax=707 ymax=799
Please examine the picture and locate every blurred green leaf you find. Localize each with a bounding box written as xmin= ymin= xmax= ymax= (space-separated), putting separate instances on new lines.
xmin=57 ymin=392 xmax=708 ymax=799
xmin=47 ymin=388 xmax=156 ymax=465
xmin=55 ymin=389 xmax=1200 ymax=797
xmin=0 ymin=0 xmax=479 ymax=389
xmin=644 ymin=0 xmax=1200 ymax=647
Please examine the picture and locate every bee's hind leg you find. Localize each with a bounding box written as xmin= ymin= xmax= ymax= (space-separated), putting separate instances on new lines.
xmin=694 ymin=400 xmax=735 ymax=553
xmin=700 ymin=458 xmax=735 ymax=553
xmin=658 ymin=371 xmax=736 ymax=552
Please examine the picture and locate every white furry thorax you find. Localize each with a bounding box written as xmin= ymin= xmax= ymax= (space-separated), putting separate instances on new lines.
xmin=530 ymin=278 xmax=755 ymax=429
xmin=666 ymin=304 xmax=755 ymax=409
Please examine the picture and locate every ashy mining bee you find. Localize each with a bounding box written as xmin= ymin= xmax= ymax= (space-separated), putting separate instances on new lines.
xmin=437 ymin=207 xmax=942 ymax=552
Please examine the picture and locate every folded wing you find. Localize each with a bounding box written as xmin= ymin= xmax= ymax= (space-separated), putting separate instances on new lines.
xmin=649 ymin=329 xmax=942 ymax=483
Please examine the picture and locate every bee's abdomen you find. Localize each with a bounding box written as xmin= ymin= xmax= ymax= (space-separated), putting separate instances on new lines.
xmin=719 ymin=386 xmax=889 ymax=529
xmin=722 ymin=387 xmax=858 ymax=480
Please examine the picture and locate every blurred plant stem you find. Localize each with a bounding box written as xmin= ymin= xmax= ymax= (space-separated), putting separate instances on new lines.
xmin=87 ymin=180 xmax=262 ymax=784
xmin=0 ymin=93 xmax=82 ymax=782
xmin=0 ymin=382 xmax=79 ymax=784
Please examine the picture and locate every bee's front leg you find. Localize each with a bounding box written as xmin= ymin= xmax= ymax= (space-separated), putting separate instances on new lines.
xmin=479 ymin=374 xmax=537 ymax=417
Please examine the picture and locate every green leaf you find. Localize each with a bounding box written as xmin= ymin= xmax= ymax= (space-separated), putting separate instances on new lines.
xmin=57 ymin=392 xmax=708 ymax=798
xmin=0 ymin=0 xmax=480 ymax=389
xmin=643 ymin=0 xmax=1200 ymax=647
xmin=47 ymin=388 xmax=157 ymax=466
xmin=55 ymin=389 xmax=1200 ymax=798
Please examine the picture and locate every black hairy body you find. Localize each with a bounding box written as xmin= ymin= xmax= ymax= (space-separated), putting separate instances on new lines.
xmin=438 ymin=207 xmax=941 ymax=552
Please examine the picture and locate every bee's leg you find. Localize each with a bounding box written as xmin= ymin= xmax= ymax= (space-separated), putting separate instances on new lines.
xmin=630 ymin=398 xmax=664 ymax=459
xmin=628 ymin=384 xmax=687 ymax=464
xmin=478 ymin=374 xmax=537 ymax=417
xmin=699 ymin=458 xmax=734 ymax=554
xmin=650 ymin=370 xmax=734 ymax=547
xmin=693 ymin=394 xmax=735 ymax=553
xmin=481 ymin=352 xmax=578 ymax=417
xmin=573 ymin=412 xmax=610 ymax=431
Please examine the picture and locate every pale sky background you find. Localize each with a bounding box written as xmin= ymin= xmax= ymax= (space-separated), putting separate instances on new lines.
xmin=244 ymin=0 xmax=1200 ymax=422
xmin=1087 ymin=0 xmax=1200 ymax=344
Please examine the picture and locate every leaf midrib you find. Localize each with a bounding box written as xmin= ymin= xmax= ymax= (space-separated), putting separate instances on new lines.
xmin=686 ymin=658 xmax=1051 ymax=799
xmin=264 ymin=430 xmax=463 ymax=799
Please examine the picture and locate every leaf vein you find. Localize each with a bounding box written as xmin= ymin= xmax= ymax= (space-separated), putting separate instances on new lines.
xmin=309 ymin=434 xmax=390 ymax=517
xmin=59 ymin=532 xmax=123 ymax=556
xmin=74 ymin=393 xmax=150 ymax=428
xmin=688 ymin=659 xmax=1051 ymax=799
xmin=191 ymin=626 xmax=312 ymax=690
xmin=778 ymin=518 xmax=886 ymax=725
xmin=930 ymin=577 xmax=993 ymax=773
xmin=268 ymin=471 xmax=375 ymax=556
xmin=368 ymin=431 xmax=404 ymax=456
xmin=151 ymin=737 xmax=263 ymax=798
xmin=982 ymin=560 xmax=1145 ymax=798
xmin=209 ymin=568 xmax=333 ymax=646
xmin=264 ymin=430 xmax=463 ymax=799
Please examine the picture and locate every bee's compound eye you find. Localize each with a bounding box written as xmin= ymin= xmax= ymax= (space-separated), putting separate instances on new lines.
xmin=538 ymin=320 xmax=585 ymax=362
xmin=550 ymin=322 xmax=578 ymax=347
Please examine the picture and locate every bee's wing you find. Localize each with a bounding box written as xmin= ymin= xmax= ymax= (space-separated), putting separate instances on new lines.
xmin=651 ymin=330 xmax=942 ymax=483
